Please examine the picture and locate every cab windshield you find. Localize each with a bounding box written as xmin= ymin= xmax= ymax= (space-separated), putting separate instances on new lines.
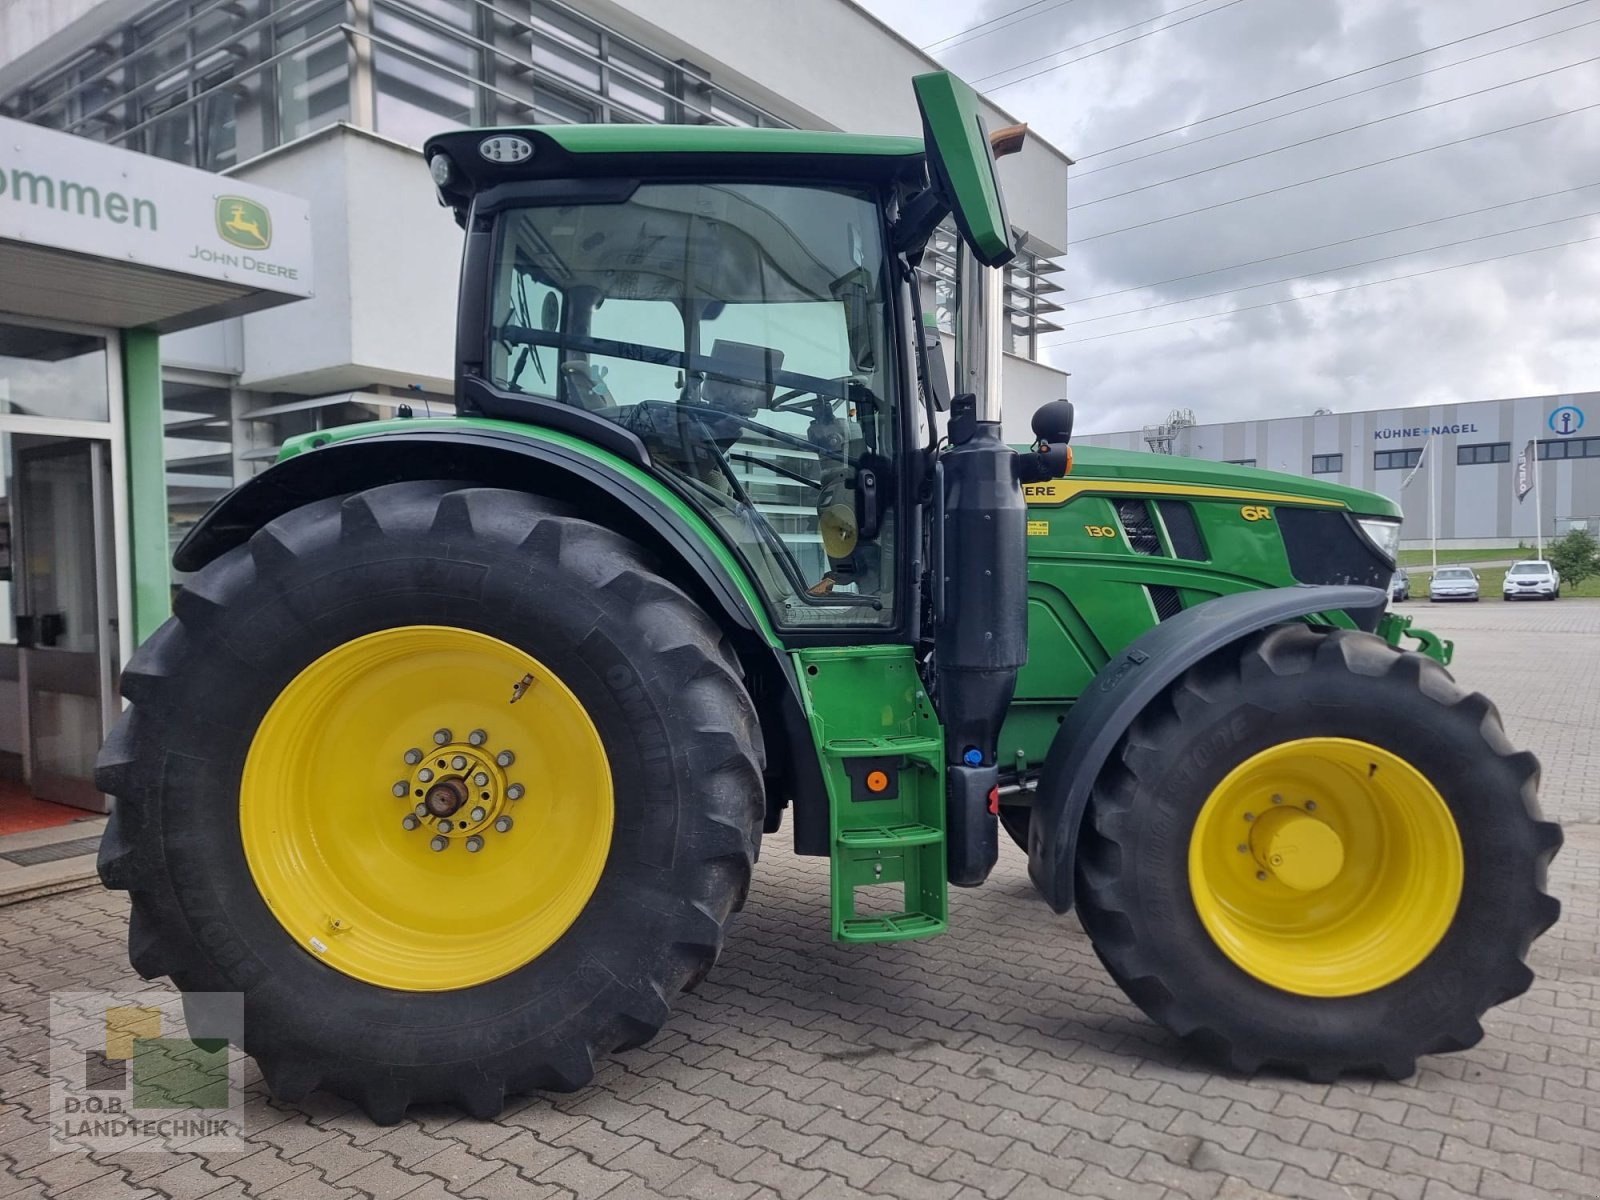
xmin=488 ymin=181 xmax=899 ymax=629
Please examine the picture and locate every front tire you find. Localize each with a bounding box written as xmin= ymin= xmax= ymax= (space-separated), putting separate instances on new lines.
xmin=1075 ymin=625 xmax=1560 ymax=1080
xmin=97 ymin=483 xmax=764 ymax=1121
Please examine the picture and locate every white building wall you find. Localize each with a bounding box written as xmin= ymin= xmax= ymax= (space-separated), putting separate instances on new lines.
xmin=587 ymin=0 xmax=1070 ymax=255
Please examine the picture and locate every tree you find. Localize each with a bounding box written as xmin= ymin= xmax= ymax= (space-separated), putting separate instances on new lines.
xmin=1547 ymin=527 xmax=1600 ymax=588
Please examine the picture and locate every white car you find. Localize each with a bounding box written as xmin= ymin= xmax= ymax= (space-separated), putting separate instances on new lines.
xmin=1503 ymin=560 xmax=1561 ymax=601
xmin=1428 ymin=567 xmax=1480 ymax=602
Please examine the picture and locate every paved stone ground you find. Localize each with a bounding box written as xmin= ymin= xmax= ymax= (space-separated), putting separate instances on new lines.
xmin=2 ymin=601 xmax=1596 ymax=1200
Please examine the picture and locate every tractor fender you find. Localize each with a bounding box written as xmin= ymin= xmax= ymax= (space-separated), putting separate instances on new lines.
xmin=175 ymin=427 xmax=832 ymax=851
xmin=175 ymin=427 xmax=763 ymax=633
xmin=1026 ymin=584 xmax=1388 ymax=914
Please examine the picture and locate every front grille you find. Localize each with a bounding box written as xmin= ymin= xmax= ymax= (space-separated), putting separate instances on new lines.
xmin=1147 ymin=584 xmax=1185 ymax=621
xmin=1157 ymin=500 xmax=1207 ymax=560
xmin=1117 ymin=500 xmax=1163 ymax=556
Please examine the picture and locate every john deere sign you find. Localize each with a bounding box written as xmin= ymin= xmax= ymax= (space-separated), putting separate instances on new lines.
xmin=216 ymin=197 xmax=272 ymax=250
xmin=0 ymin=115 xmax=311 ymax=298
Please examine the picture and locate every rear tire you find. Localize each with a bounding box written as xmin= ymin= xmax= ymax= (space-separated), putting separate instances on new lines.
xmin=1075 ymin=625 xmax=1561 ymax=1080
xmin=97 ymin=482 xmax=764 ymax=1121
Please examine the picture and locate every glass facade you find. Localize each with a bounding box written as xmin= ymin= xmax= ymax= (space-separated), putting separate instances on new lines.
xmin=2 ymin=0 xmax=1066 ymax=553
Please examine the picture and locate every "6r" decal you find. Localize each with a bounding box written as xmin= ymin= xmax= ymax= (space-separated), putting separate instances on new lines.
xmin=1240 ymin=505 xmax=1273 ymax=522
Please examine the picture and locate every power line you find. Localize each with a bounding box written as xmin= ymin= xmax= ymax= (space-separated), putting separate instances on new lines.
xmin=1072 ymin=53 xmax=1600 ymax=209
xmin=1058 ymin=207 xmax=1600 ymax=326
xmin=1074 ymin=0 xmax=1593 ymax=160
xmin=1075 ymin=11 xmax=1600 ymax=177
xmin=1039 ymin=233 xmax=1600 ymax=347
xmin=921 ymin=0 xmax=1080 ymax=52
xmin=972 ymin=0 xmax=1248 ymax=89
xmin=1063 ymin=182 xmax=1600 ymax=304
xmin=1075 ymin=98 xmax=1600 ymax=242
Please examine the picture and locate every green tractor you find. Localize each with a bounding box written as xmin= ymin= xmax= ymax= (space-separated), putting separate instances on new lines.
xmin=97 ymin=72 xmax=1560 ymax=1123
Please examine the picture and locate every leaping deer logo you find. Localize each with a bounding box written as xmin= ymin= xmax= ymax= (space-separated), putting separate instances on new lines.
xmin=215 ymin=196 xmax=271 ymax=250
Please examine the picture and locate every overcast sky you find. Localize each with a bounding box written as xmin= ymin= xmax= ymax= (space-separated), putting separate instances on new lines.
xmin=855 ymin=0 xmax=1600 ymax=434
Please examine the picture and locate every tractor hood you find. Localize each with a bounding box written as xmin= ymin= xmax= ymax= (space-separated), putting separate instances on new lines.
xmin=1060 ymin=446 xmax=1401 ymax=518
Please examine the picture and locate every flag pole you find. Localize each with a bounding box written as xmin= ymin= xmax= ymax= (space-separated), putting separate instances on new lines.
xmin=1534 ymin=442 xmax=1544 ymax=559
xmin=1429 ymin=435 xmax=1438 ymax=573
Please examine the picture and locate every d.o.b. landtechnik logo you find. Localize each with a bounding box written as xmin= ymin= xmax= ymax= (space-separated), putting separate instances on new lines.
xmin=48 ymin=991 xmax=244 ymax=1153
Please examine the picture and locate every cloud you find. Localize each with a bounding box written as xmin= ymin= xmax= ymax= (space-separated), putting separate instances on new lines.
xmin=857 ymin=0 xmax=1600 ymax=433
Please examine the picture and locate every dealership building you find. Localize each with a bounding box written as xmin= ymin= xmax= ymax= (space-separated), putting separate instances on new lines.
xmin=1078 ymin=392 xmax=1600 ymax=549
xmin=0 ymin=0 xmax=1073 ymax=816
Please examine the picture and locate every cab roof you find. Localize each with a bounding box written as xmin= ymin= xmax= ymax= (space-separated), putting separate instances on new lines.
xmin=424 ymin=125 xmax=929 ymax=220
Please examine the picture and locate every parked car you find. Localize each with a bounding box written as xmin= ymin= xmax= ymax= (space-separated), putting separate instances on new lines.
xmin=1503 ymin=559 xmax=1561 ymax=600
xmin=1389 ymin=568 xmax=1411 ymax=602
xmin=1429 ymin=566 xmax=1480 ymax=602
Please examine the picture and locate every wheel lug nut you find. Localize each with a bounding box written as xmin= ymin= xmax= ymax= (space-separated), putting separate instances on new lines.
xmin=468 ymin=729 xmax=487 ymax=746
xmin=506 ymin=783 xmax=524 ymax=801
xmin=434 ymin=728 xmax=452 ymax=745
xmin=415 ymin=803 xmax=427 ymax=817
xmin=392 ymin=781 xmax=409 ymax=797
xmin=451 ymin=755 xmax=467 ymax=771
xmin=1271 ymin=794 xmax=1283 ymax=805
xmin=465 ymin=836 xmax=484 ymax=853
xmin=438 ymin=819 xmax=453 ymax=833
xmin=1237 ymin=844 xmax=1248 ymax=853
xmin=1243 ymin=812 xmax=1255 ymax=822
xmin=418 ymin=768 xmax=434 ymax=783
xmin=404 ymin=748 xmax=423 ymax=765
xmin=1256 ymin=870 xmax=1268 ymax=881
xmin=1305 ymin=801 xmax=1318 ymax=812
xmin=430 ymin=836 xmax=448 ymax=852
xmin=473 ymin=772 xmax=489 ymax=787
xmin=402 ymin=814 xmax=420 ymax=830
xmin=496 ymin=750 xmax=515 ymax=767
xmin=494 ymin=816 xmax=513 ymax=833
xmin=470 ymin=806 xmax=486 ymax=822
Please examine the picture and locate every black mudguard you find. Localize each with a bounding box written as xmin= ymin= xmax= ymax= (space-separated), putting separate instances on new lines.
xmin=1026 ymin=584 xmax=1388 ymax=914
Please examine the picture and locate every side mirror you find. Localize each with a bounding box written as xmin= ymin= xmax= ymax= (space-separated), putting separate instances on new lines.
xmin=912 ymin=71 xmax=1017 ymax=268
xmin=1031 ymin=399 xmax=1074 ymax=446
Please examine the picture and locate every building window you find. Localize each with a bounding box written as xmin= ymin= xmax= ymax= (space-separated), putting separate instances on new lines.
xmin=1374 ymin=448 xmax=1422 ymax=470
xmin=1536 ymin=436 xmax=1600 ymax=460
xmin=1456 ymin=442 xmax=1510 ymax=465
xmin=1311 ymin=453 xmax=1343 ymax=474
xmin=1224 ymin=458 xmax=1256 ymax=467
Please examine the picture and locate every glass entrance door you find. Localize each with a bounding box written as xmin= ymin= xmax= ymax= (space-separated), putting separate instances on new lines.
xmin=11 ymin=438 xmax=118 ymax=810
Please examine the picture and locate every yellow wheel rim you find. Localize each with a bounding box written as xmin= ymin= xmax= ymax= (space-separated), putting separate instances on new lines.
xmin=241 ymin=626 xmax=613 ymax=991
xmin=1188 ymin=737 xmax=1463 ymax=997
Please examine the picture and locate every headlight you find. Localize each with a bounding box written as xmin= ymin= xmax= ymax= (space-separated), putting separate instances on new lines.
xmin=428 ymin=152 xmax=453 ymax=188
xmin=1355 ymin=516 xmax=1401 ymax=564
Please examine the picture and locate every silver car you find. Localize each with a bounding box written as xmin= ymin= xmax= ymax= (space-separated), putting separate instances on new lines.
xmin=1429 ymin=566 xmax=1480 ymax=602
xmin=1502 ymin=559 xmax=1561 ymax=600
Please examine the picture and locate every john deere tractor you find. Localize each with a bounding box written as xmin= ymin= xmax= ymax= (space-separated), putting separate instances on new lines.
xmin=97 ymin=72 xmax=1560 ymax=1123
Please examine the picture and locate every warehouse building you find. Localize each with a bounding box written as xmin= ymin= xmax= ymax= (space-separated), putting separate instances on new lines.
xmin=0 ymin=0 xmax=1073 ymax=817
xmin=1078 ymin=392 xmax=1600 ymax=548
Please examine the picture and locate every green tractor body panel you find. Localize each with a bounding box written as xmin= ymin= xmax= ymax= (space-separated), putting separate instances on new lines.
xmin=1000 ymin=445 xmax=1415 ymax=773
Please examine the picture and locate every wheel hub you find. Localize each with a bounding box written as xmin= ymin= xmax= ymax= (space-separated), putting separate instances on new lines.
xmin=423 ymin=777 xmax=469 ymax=818
xmin=397 ymin=728 xmax=521 ymax=848
xmin=1248 ymin=807 xmax=1345 ymax=892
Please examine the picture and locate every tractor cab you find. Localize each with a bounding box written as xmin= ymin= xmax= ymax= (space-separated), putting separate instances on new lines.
xmin=421 ymin=73 xmax=1030 ymax=636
